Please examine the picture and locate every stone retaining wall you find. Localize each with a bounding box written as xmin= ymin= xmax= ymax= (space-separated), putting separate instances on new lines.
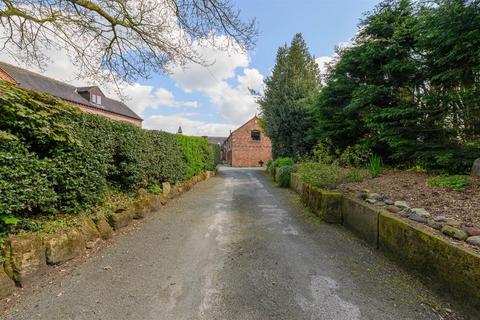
xmin=288 ymin=173 xmax=480 ymax=310
xmin=0 ymin=171 xmax=216 ymax=299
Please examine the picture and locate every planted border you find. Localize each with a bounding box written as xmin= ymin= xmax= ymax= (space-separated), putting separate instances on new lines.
xmin=287 ymin=172 xmax=480 ymax=311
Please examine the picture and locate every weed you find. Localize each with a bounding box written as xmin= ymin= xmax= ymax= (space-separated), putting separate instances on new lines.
xmin=427 ymin=175 xmax=469 ymax=192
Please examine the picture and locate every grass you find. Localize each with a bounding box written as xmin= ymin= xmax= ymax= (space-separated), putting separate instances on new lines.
xmin=368 ymin=154 xmax=383 ymax=177
xmin=427 ymin=175 xmax=469 ymax=192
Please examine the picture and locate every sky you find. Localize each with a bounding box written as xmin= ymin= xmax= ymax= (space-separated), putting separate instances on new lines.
xmin=1 ymin=0 xmax=381 ymax=137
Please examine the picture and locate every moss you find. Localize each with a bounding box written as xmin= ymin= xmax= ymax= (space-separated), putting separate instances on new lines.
xmin=379 ymin=211 xmax=480 ymax=311
xmin=318 ymin=190 xmax=343 ymax=224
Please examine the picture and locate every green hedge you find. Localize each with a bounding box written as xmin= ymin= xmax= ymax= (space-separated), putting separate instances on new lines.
xmin=0 ymin=82 xmax=213 ymax=218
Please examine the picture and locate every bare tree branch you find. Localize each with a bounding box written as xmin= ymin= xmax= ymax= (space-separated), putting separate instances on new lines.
xmin=0 ymin=0 xmax=257 ymax=83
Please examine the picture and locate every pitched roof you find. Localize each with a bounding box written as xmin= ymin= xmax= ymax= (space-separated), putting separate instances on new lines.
xmin=205 ymin=136 xmax=227 ymax=145
xmin=0 ymin=62 xmax=142 ymax=121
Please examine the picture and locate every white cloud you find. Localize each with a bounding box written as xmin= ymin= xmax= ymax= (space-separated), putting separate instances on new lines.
xmin=169 ymin=36 xmax=264 ymax=124
xmin=315 ymin=56 xmax=335 ymax=76
xmin=143 ymin=114 xmax=234 ymax=136
xmin=154 ymin=88 xmax=198 ymax=108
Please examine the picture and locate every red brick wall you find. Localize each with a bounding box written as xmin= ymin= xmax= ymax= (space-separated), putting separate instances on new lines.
xmin=227 ymin=117 xmax=272 ymax=167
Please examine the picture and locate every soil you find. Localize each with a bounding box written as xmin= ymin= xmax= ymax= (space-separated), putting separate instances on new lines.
xmin=339 ymin=170 xmax=480 ymax=227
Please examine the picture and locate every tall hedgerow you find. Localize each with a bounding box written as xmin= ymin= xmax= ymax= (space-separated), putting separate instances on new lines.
xmin=0 ymin=82 xmax=213 ymax=217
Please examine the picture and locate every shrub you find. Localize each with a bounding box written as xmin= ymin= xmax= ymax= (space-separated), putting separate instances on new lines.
xmin=299 ymin=162 xmax=341 ymax=189
xmin=272 ymin=157 xmax=294 ymax=168
xmin=211 ymin=144 xmax=222 ymax=166
xmin=0 ymin=82 xmax=213 ymax=220
xmin=338 ymin=144 xmax=372 ymax=168
xmin=427 ymin=175 xmax=469 ymax=192
xmin=368 ymin=155 xmax=383 ymax=178
xmin=275 ymin=165 xmax=294 ymax=187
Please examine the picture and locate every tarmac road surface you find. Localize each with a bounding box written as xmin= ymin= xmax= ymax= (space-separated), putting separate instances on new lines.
xmin=2 ymin=167 xmax=463 ymax=320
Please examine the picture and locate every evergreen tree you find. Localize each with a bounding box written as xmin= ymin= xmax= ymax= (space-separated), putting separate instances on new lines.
xmin=259 ymin=33 xmax=321 ymax=158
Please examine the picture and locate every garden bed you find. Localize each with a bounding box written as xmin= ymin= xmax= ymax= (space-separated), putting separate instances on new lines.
xmin=338 ymin=170 xmax=480 ymax=226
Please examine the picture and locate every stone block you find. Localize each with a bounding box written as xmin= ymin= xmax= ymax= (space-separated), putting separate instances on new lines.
xmin=162 ymin=182 xmax=171 ymax=198
xmin=3 ymin=235 xmax=46 ymax=286
xmin=379 ymin=211 xmax=480 ymax=310
xmin=318 ymin=191 xmax=343 ymax=224
xmin=45 ymin=229 xmax=85 ymax=265
xmin=289 ymin=173 xmax=303 ymax=194
xmin=0 ymin=264 xmax=16 ymax=298
xmin=132 ymin=197 xmax=152 ymax=219
xmin=95 ymin=217 xmax=113 ymax=240
xmin=108 ymin=210 xmax=134 ymax=230
xmin=308 ymin=187 xmax=322 ymax=214
xmin=342 ymin=196 xmax=380 ymax=246
xmin=79 ymin=217 xmax=100 ymax=242
xmin=472 ymin=158 xmax=480 ymax=177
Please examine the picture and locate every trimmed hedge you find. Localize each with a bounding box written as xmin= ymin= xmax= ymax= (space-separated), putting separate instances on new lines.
xmin=276 ymin=165 xmax=294 ymax=188
xmin=0 ymin=82 xmax=213 ymax=218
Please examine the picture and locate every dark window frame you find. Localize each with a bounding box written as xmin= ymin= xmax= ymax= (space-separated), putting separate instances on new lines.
xmin=251 ymin=130 xmax=261 ymax=141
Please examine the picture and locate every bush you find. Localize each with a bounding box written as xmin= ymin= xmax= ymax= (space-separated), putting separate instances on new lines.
xmin=298 ymin=162 xmax=364 ymax=189
xmin=211 ymin=144 xmax=222 ymax=166
xmin=427 ymin=175 xmax=469 ymax=192
xmin=0 ymin=82 xmax=213 ymax=219
xmin=273 ymin=157 xmax=294 ymax=168
xmin=275 ymin=165 xmax=294 ymax=187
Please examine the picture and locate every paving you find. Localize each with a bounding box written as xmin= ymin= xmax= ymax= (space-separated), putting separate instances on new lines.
xmin=2 ymin=167 xmax=462 ymax=319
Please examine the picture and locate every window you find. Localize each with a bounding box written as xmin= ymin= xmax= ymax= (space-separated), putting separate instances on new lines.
xmin=251 ymin=130 xmax=261 ymax=141
xmin=91 ymin=94 xmax=102 ymax=105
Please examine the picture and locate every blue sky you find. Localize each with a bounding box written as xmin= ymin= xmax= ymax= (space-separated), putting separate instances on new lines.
xmin=137 ymin=0 xmax=381 ymax=136
xmin=1 ymin=0 xmax=381 ymax=137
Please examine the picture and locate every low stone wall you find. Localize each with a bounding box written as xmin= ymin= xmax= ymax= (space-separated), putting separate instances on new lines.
xmin=0 ymin=171 xmax=216 ymax=299
xmin=287 ymin=173 xmax=480 ymax=310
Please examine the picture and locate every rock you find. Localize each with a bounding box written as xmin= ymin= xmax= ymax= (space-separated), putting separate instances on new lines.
xmin=162 ymin=182 xmax=171 ymax=197
xmin=386 ymin=205 xmax=401 ymax=213
xmin=79 ymin=218 xmax=100 ymax=242
xmin=400 ymin=210 xmax=411 ymax=218
xmin=3 ymin=235 xmax=46 ymax=286
xmin=95 ymin=217 xmax=113 ymax=240
xmin=446 ymin=219 xmax=462 ymax=228
xmin=408 ymin=214 xmax=427 ymax=224
xmin=375 ymin=201 xmax=386 ymax=207
xmin=158 ymin=194 xmax=168 ymax=205
xmin=365 ymin=198 xmax=377 ymax=204
xmin=472 ymin=158 xmax=480 ymax=177
xmin=45 ymin=229 xmax=85 ymax=265
xmin=427 ymin=219 xmax=445 ymax=230
xmin=0 ymin=264 xmax=15 ymax=299
xmin=368 ymin=193 xmax=382 ymax=201
xmin=85 ymin=238 xmax=100 ymax=249
xmin=441 ymin=225 xmax=468 ymax=241
xmin=434 ymin=216 xmax=448 ymax=223
xmin=466 ymin=236 xmax=480 ymax=246
xmin=132 ymin=198 xmax=151 ymax=219
xmin=462 ymin=226 xmax=480 ymax=237
xmin=357 ymin=191 xmax=368 ymax=200
xmin=394 ymin=201 xmax=409 ymax=209
xmin=384 ymin=199 xmax=394 ymax=205
xmin=108 ymin=210 xmax=134 ymax=230
xmin=411 ymin=208 xmax=430 ymax=218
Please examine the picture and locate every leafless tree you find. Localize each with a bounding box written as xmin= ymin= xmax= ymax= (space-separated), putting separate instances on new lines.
xmin=0 ymin=0 xmax=257 ymax=82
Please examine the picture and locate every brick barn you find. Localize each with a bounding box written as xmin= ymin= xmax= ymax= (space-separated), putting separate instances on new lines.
xmin=223 ymin=116 xmax=272 ymax=167
xmin=0 ymin=62 xmax=142 ymax=126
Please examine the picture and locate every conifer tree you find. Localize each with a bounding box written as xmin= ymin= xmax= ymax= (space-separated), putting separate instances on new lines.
xmin=259 ymin=33 xmax=321 ymax=157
